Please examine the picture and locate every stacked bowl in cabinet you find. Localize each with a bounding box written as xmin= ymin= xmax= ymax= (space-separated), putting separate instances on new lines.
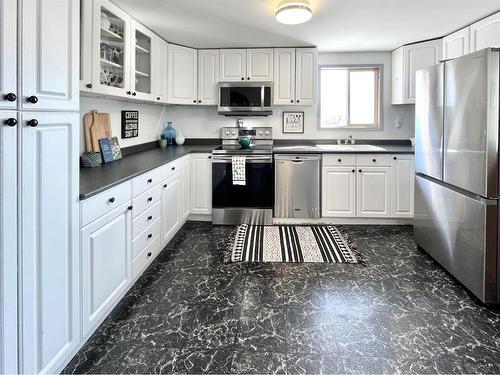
xmin=130 ymin=167 xmax=163 ymax=280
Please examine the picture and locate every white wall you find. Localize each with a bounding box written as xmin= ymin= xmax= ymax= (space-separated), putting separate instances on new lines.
xmin=79 ymin=52 xmax=415 ymax=152
xmin=168 ymin=51 xmax=415 ymax=140
xmin=80 ymin=96 xmax=167 ymax=153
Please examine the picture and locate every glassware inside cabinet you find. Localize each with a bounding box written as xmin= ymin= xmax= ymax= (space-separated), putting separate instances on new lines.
xmin=135 ymin=30 xmax=152 ymax=94
xmin=99 ymin=7 xmax=125 ymax=88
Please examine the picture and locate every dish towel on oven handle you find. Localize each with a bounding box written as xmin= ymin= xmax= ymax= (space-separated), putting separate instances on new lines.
xmin=232 ymin=156 xmax=246 ymax=185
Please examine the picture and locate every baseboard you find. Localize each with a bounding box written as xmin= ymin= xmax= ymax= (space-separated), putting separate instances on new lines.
xmin=273 ymin=217 xmax=414 ymax=225
xmin=188 ymin=214 xmax=212 ymax=222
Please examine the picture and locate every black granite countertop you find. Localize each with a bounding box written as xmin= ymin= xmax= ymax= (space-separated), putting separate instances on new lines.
xmin=80 ymin=144 xmax=219 ymax=200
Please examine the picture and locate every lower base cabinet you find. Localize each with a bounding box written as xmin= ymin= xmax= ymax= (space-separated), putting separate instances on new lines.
xmin=190 ymin=153 xmax=212 ymax=215
xmin=357 ymin=167 xmax=391 ymax=218
xmin=322 ymin=167 xmax=356 ymax=217
xmin=161 ymin=173 xmax=181 ymax=246
xmin=81 ymin=203 xmax=132 ymax=337
xmin=391 ymin=155 xmax=415 ymax=217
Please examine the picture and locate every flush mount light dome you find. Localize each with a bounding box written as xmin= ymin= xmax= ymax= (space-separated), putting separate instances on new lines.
xmin=275 ymin=1 xmax=312 ymax=25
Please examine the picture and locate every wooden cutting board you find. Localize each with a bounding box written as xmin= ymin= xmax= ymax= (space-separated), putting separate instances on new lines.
xmin=83 ymin=111 xmax=94 ymax=153
xmin=86 ymin=111 xmax=112 ymax=152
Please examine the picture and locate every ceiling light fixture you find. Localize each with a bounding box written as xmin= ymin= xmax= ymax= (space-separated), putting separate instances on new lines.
xmin=275 ymin=1 xmax=312 ymax=25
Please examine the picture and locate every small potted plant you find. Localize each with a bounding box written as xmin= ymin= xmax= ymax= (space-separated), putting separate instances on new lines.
xmin=159 ymin=133 xmax=168 ymax=148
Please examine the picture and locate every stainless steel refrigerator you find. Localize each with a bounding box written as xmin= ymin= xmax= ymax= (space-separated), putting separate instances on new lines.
xmin=414 ymin=48 xmax=499 ymax=304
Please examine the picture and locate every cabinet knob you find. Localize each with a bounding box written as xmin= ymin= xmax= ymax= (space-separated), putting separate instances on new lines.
xmin=338 ymin=159 xmax=342 ymax=163
xmin=147 ymin=215 xmax=153 ymax=221
xmin=296 ymin=100 xmax=300 ymax=103
xmin=27 ymin=119 xmax=38 ymax=127
xmin=3 ymin=118 xmax=17 ymax=127
xmin=171 ymin=167 xmax=175 ymax=171
xmin=147 ymin=234 xmax=152 ymax=239
xmin=147 ymin=197 xmax=153 ymax=202
xmin=26 ymin=95 xmax=38 ymax=104
xmin=208 ymin=156 xmax=212 ymax=159
xmin=147 ymin=252 xmax=152 ymax=257
xmin=127 ymin=91 xmax=131 ymax=95
xmin=359 ymin=169 xmax=362 ymax=173
xmin=108 ymin=197 xmax=115 ymax=203
xmin=157 ymin=97 xmax=160 ymax=100
xmin=198 ymin=100 xmax=201 ymax=103
xmin=193 ymin=100 xmax=196 ymax=103
xmin=86 ymin=84 xmax=93 ymax=89
xmin=352 ymin=169 xmax=355 ymax=173
xmin=163 ymin=184 xmax=167 ymax=188
xmin=128 ymin=205 xmax=133 ymax=211
xmin=247 ymin=77 xmax=250 ymax=80
xmin=147 ymin=178 xmax=153 ymax=183
xmin=241 ymin=77 xmax=244 ymax=81
xmin=290 ymin=100 xmax=294 ymax=103
xmin=4 ymin=93 xmax=17 ymax=102
xmin=393 ymin=156 xmax=397 ymax=160
xmin=132 ymin=92 xmax=137 ymax=96
xmin=372 ymin=159 xmax=376 ymax=162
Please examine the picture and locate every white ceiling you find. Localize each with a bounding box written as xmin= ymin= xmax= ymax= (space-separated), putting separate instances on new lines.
xmin=114 ymin=0 xmax=500 ymax=51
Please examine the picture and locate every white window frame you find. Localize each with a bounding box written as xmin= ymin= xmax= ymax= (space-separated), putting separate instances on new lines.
xmin=318 ymin=65 xmax=382 ymax=130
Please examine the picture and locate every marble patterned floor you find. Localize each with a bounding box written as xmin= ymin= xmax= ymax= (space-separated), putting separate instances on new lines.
xmin=64 ymin=222 xmax=500 ymax=374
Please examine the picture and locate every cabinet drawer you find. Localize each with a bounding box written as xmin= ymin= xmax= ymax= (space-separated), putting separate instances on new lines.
xmin=81 ymin=182 xmax=132 ymax=227
xmin=356 ymin=154 xmax=391 ymax=167
xmin=323 ymin=154 xmax=356 ymax=166
xmin=132 ymin=218 xmax=161 ymax=259
xmin=132 ymin=234 xmax=161 ymax=280
xmin=132 ymin=184 xmax=162 ymax=218
xmin=162 ymin=159 xmax=181 ymax=181
xmin=132 ymin=167 xmax=162 ymax=197
xmin=132 ymin=200 xmax=161 ymax=239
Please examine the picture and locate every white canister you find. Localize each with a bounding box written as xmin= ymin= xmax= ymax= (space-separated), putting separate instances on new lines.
xmin=175 ymin=131 xmax=185 ymax=145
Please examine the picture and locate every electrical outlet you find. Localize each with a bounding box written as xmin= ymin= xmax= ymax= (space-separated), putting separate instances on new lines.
xmin=395 ymin=116 xmax=402 ymax=128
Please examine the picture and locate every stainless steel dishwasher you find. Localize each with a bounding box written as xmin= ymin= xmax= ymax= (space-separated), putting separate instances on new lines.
xmin=274 ymin=154 xmax=321 ymax=219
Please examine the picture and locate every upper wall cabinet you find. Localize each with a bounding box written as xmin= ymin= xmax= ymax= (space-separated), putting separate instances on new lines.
xmin=154 ymin=36 xmax=168 ymax=103
xmin=91 ymin=0 xmax=132 ymax=97
xmin=0 ymin=0 xmax=17 ymax=110
xmin=220 ymin=49 xmax=247 ymax=81
xmin=470 ymin=12 xmax=500 ymax=52
xmin=198 ymin=50 xmax=219 ymax=105
xmin=392 ymin=39 xmax=442 ymax=105
xmin=20 ymin=0 xmax=79 ymax=111
xmin=167 ymin=44 xmax=198 ymax=105
xmin=442 ymin=27 xmax=470 ymax=60
xmin=131 ymin=20 xmax=155 ymax=101
xmin=220 ymin=49 xmax=273 ymax=82
xmin=274 ymin=47 xmax=317 ymax=105
xmin=246 ymin=49 xmax=274 ymax=81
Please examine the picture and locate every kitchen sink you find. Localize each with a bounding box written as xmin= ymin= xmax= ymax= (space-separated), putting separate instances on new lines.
xmin=315 ymin=144 xmax=386 ymax=152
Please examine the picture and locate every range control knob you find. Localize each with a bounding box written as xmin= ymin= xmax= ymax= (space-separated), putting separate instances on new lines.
xmin=231 ymin=131 xmax=236 ymax=135
xmin=258 ymin=131 xmax=263 ymax=135
xmin=225 ymin=130 xmax=230 ymax=135
xmin=265 ymin=131 xmax=270 ymax=135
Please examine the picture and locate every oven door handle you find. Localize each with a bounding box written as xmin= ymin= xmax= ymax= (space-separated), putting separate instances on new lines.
xmin=212 ymin=155 xmax=273 ymax=163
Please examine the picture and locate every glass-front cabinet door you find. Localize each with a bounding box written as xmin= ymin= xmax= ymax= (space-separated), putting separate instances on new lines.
xmin=92 ymin=0 xmax=131 ymax=96
xmin=131 ymin=20 xmax=155 ymax=101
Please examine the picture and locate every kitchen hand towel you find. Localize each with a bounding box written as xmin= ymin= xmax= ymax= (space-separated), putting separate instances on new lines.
xmin=232 ymin=156 xmax=246 ymax=186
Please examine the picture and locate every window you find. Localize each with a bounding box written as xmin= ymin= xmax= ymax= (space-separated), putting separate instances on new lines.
xmin=319 ymin=66 xmax=381 ymax=129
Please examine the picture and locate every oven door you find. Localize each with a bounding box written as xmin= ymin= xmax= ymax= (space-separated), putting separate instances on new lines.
xmin=212 ymin=155 xmax=274 ymax=209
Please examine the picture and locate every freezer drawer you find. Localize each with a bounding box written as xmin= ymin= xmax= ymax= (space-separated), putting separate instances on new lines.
xmin=275 ymin=155 xmax=321 ymax=219
xmin=414 ymin=175 xmax=498 ymax=303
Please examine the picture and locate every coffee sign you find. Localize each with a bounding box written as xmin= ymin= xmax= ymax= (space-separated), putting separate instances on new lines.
xmin=121 ymin=110 xmax=139 ymax=138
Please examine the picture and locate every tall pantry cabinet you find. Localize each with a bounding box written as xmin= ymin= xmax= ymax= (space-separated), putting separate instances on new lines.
xmin=0 ymin=0 xmax=80 ymax=374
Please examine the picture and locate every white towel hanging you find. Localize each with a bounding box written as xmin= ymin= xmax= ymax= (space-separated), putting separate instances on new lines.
xmin=232 ymin=156 xmax=246 ymax=185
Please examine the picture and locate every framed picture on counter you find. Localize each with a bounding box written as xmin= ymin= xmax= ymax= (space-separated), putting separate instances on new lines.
xmin=282 ymin=111 xmax=304 ymax=134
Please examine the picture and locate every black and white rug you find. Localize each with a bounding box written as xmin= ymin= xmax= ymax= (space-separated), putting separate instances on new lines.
xmin=229 ymin=224 xmax=361 ymax=264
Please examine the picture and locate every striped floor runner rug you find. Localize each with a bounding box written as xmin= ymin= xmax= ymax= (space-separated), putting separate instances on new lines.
xmin=230 ymin=224 xmax=360 ymax=264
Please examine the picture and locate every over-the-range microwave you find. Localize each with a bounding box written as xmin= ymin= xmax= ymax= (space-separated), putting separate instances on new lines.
xmin=218 ymin=82 xmax=273 ymax=116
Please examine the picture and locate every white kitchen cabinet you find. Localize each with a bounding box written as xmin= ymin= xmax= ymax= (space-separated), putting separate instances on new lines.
xmin=154 ymin=37 xmax=169 ymax=103
xmin=161 ymin=173 xmax=181 ymax=245
xmin=0 ymin=0 xmax=17 ymax=109
xmin=131 ymin=20 xmax=155 ymax=101
xmin=247 ymin=49 xmax=273 ymax=81
xmin=442 ymin=27 xmax=470 ymax=60
xmin=392 ymin=39 xmax=442 ymax=104
xmin=220 ymin=49 xmax=247 ymax=82
xmin=295 ymin=48 xmax=317 ymax=105
xmin=0 ymin=112 xmax=18 ymax=375
xmin=167 ymin=44 xmax=198 ymax=104
xmin=19 ymin=112 xmax=80 ymax=374
xmin=322 ymin=167 xmax=356 ymax=218
xmin=91 ymin=0 xmax=132 ymax=98
xmin=80 ymin=0 xmax=93 ymax=92
xmin=273 ymin=48 xmax=296 ymax=105
xmin=20 ymin=0 xmax=79 ymax=111
xmin=357 ymin=167 xmax=391 ymax=218
xmin=198 ymin=49 xmax=219 ymax=105
xmin=274 ymin=48 xmax=317 ymax=105
xmin=180 ymin=156 xmax=191 ymax=221
xmin=391 ymin=155 xmax=415 ymax=218
xmin=191 ymin=153 xmax=212 ymax=215
xmin=470 ymin=12 xmax=500 ymax=51
xmin=81 ymin=202 xmax=132 ymax=338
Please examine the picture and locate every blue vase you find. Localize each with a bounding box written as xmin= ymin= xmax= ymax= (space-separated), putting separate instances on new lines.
xmin=165 ymin=122 xmax=176 ymax=145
